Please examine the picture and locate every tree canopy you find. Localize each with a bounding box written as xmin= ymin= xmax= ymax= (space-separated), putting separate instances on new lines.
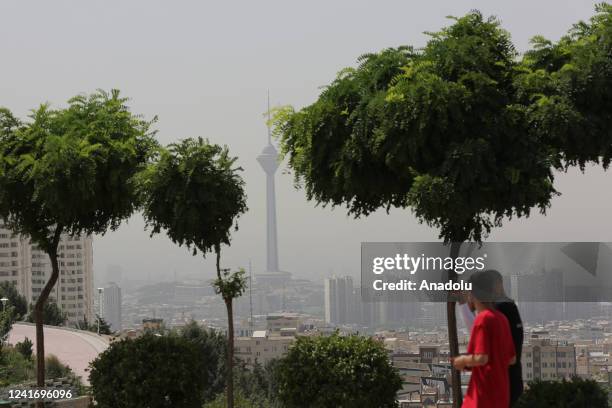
xmin=27 ymin=302 xmax=66 ymax=326
xmin=139 ymin=137 xmax=247 ymax=256
xmin=0 ymin=89 xmax=157 ymax=249
xmin=272 ymin=5 xmax=612 ymax=243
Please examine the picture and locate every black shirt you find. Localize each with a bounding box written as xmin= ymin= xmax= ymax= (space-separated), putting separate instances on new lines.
xmin=496 ymin=298 xmax=524 ymax=406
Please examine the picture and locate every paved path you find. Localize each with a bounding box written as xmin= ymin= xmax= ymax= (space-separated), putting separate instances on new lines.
xmin=7 ymin=323 xmax=110 ymax=385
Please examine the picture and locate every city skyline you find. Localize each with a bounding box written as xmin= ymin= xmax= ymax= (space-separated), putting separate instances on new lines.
xmin=2 ymin=1 xmax=611 ymax=286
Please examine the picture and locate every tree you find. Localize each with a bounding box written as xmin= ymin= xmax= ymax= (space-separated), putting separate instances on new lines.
xmin=139 ymin=137 xmax=248 ymax=408
xmin=0 ymin=90 xmax=157 ymax=403
xmin=274 ymin=333 xmax=401 ymax=408
xmin=271 ymin=6 xmax=612 ymax=404
xmin=0 ymin=281 xmax=28 ymax=320
xmin=27 ymin=302 xmax=67 ymax=326
xmin=76 ymin=315 xmax=112 ymax=335
xmin=174 ymin=320 xmax=227 ymax=402
xmin=515 ymin=378 xmax=609 ymax=408
xmin=90 ymin=333 xmax=206 ymax=408
xmin=0 ymin=306 xmax=15 ymax=354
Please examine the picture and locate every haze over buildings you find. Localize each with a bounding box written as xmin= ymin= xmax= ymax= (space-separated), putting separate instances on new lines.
xmin=1 ymin=1 xmax=611 ymax=286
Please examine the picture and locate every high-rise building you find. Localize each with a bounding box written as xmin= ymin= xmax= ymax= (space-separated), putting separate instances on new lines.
xmin=324 ymin=276 xmax=356 ymax=325
xmin=0 ymin=228 xmax=31 ymax=298
xmin=0 ymin=223 xmax=94 ymax=326
xmin=99 ymin=282 xmax=122 ymax=332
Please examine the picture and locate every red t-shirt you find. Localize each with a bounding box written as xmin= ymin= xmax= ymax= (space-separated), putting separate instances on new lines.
xmin=462 ymin=309 xmax=515 ymax=408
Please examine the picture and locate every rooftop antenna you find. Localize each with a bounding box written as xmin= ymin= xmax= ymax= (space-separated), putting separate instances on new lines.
xmin=249 ymin=259 xmax=254 ymax=333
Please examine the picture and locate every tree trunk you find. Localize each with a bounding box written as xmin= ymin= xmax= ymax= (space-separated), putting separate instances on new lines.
xmin=215 ymin=246 xmax=234 ymax=408
xmin=225 ymin=298 xmax=234 ymax=408
xmin=448 ymin=241 xmax=462 ymax=408
xmin=34 ymin=226 xmax=63 ymax=408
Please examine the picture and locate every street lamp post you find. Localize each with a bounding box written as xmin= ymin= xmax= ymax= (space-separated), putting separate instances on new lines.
xmin=0 ymin=297 xmax=8 ymax=313
xmin=97 ymin=288 xmax=103 ymax=335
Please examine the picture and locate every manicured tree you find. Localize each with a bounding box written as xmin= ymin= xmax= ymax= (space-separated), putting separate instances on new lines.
xmin=275 ymin=333 xmax=402 ymax=408
xmin=271 ymin=13 xmax=557 ymax=405
xmin=139 ymin=137 xmax=248 ymax=408
xmin=0 ymin=90 xmax=156 ymax=400
xmin=89 ymin=333 xmax=207 ymax=408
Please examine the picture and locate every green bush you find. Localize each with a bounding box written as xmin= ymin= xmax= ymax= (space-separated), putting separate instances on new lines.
xmin=275 ymin=333 xmax=402 ymax=408
xmin=0 ymin=346 xmax=34 ymax=386
xmin=89 ymin=333 xmax=207 ymax=408
xmin=15 ymin=337 xmax=33 ymax=360
xmin=515 ymin=377 xmax=609 ymax=408
xmin=203 ymin=389 xmax=272 ymax=408
xmin=45 ymin=354 xmax=72 ymax=379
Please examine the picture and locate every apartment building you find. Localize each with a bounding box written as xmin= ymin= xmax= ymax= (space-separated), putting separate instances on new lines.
xmin=235 ymin=330 xmax=295 ymax=367
xmin=522 ymin=336 xmax=576 ymax=382
xmin=0 ymin=223 xmax=94 ymax=326
xmin=0 ymin=228 xmax=31 ymax=298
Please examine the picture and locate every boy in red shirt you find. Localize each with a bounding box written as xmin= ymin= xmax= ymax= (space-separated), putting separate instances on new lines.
xmin=452 ymin=271 xmax=516 ymax=408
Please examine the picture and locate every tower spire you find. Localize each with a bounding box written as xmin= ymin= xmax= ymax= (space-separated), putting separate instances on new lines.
xmin=267 ymin=90 xmax=272 ymax=144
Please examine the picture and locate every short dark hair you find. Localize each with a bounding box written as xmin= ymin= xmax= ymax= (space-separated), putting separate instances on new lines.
xmin=483 ymin=269 xmax=503 ymax=284
xmin=468 ymin=270 xmax=496 ymax=302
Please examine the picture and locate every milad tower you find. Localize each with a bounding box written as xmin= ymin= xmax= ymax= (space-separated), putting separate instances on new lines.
xmin=256 ymin=97 xmax=291 ymax=286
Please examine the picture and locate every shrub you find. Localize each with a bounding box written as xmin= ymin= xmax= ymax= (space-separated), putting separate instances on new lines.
xmin=275 ymin=333 xmax=402 ymax=408
xmin=15 ymin=337 xmax=33 ymax=360
xmin=515 ymin=377 xmax=609 ymax=408
xmin=89 ymin=333 xmax=206 ymax=408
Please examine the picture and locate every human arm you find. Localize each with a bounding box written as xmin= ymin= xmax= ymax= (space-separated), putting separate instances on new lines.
xmin=452 ymin=354 xmax=489 ymax=370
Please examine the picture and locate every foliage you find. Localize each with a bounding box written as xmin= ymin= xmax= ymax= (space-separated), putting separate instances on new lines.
xmin=0 ymin=89 xmax=157 ymax=249
xmin=518 ymin=3 xmax=612 ymax=170
xmin=515 ymin=377 xmax=609 ymax=408
xmin=139 ymin=137 xmax=247 ymax=257
xmin=272 ymin=12 xmax=559 ymax=243
xmin=0 ymin=281 xmax=28 ymax=320
xmin=234 ymin=360 xmax=282 ymax=408
xmin=89 ymin=333 xmax=207 ymax=408
xmin=0 ymin=345 xmax=34 ymax=386
xmin=173 ymin=321 xmax=227 ymax=402
xmin=27 ymin=302 xmax=67 ymax=326
xmin=0 ymin=307 xmax=14 ymax=353
xmin=76 ymin=315 xmax=112 ymax=335
xmin=203 ymin=389 xmax=273 ymax=408
xmin=15 ymin=337 xmax=33 ymax=360
xmin=275 ymin=333 xmax=402 ymax=408
xmin=45 ymin=354 xmax=72 ymax=379
xmin=0 ymin=348 xmax=74 ymax=387
xmin=213 ymin=268 xmax=247 ymax=303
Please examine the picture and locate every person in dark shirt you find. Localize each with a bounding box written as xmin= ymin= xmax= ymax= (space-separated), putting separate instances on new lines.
xmin=484 ymin=269 xmax=524 ymax=407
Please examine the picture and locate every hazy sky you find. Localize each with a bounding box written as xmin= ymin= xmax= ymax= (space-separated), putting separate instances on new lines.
xmin=2 ymin=1 xmax=610 ymax=284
